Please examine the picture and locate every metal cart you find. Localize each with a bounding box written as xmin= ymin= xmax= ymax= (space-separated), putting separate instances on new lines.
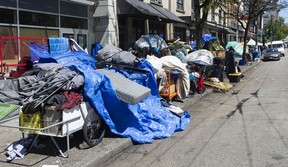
xmin=0 ymin=101 xmax=106 ymax=158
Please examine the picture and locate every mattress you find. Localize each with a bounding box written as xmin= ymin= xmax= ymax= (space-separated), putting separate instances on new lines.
xmin=97 ymin=69 xmax=151 ymax=104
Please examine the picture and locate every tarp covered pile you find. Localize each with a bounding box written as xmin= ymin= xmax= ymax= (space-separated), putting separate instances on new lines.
xmin=29 ymin=39 xmax=190 ymax=143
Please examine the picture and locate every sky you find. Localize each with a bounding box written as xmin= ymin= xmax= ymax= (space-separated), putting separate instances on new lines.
xmin=279 ymin=7 xmax=288 ymax=23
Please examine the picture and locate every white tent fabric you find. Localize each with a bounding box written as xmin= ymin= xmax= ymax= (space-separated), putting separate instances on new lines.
xmin=159 ymin=56 xmax=190 ymax=100
xmin=186 ymin=49 xmax=214 ymax=66
xmin=247 ymin=39 xmax=256 ymax=46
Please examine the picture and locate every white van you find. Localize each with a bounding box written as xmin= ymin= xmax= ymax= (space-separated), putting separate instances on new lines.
xmin=267 ymin=41 xmax=285 ymax=57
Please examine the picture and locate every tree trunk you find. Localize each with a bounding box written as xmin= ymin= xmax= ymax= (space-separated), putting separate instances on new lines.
xmin=242 ymin=21 xmax=250 ymax=60
xmin=195 ymin=24 xmax=202 ymax=50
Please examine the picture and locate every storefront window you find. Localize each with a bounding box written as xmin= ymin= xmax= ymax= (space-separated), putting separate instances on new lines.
xmin=0 ymin=0 xmax=17 ymax=8
xmin=20 ymin=27 xmax=59 ymax=38
xmin=60 ymin=1 xmax=87 ymax=17
xmin=0 ymin=8 xmax=16 ymax=24
xmin=174 ymin=27 xmax=186 ymax=41
xmin=19 ymin=0 xmax=58 ymax=13
xmin=61 ymin=16 xmax=88 ymax=29
xmin=132 ymin=19 xmax=144 ymax=44
xmin=19 ymin=11 xmax=58 ymax=27
xmin=149 ymin=21 xmax=165 ymax=39
xmin=0 ymin=26 xmax=17 ymax=36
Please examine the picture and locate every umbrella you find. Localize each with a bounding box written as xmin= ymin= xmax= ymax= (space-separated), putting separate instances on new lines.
xmin=186 ymin=49 xmax=214 ymax=66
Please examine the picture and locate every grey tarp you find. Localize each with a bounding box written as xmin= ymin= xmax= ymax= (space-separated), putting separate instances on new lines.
xmin=0 ymin=80 xmax=20 ymax=104
xmin=0 ymin=63 xmax=83 ymax=107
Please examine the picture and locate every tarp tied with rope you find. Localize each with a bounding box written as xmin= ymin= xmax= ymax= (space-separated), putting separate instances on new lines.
xmin=28 ymin=39 xmax=190 ymax=144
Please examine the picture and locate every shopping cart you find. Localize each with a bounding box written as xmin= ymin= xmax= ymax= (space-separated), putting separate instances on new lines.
xmin=0 ymin=101 xmax=106 ymax=158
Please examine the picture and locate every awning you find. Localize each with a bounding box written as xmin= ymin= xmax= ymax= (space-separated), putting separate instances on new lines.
xmin=150 ymin=4 xmax=185 ymax=23
xmin=221 ymin=28 xmax=236 ymax=34
xmin=68 ymin=0 xmax=94 ymax=6
xmin=117 ymin=0 xmax=185 ymax=23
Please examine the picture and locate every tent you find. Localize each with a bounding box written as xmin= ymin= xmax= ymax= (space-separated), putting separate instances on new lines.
xmin=133 ymin=35 xmax=169 ymax=51
xmin=226 ymin=41 xmax=248 ymax=57
xmin=247 ymin=39 xmax=256 ymax=46
xmin=186 ymin=49 xmax=214 ymax=66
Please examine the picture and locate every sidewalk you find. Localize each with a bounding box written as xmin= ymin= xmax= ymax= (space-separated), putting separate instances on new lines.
xmin=0 ymin=61 xmax=260 ymax=167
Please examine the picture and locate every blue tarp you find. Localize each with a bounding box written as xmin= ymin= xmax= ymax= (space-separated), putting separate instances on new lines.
xmin=29 ymin=42 xmax=190 ymax=144
xmin=191 ymin=34 xmax=216 ymax=50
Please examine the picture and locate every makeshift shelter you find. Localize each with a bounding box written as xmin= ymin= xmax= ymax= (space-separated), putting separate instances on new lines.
xmin=186 ymin=49 xmax=214 ymax=66
xmin=225 ymin=41 xmax=248 ymax=57
xmin=131 ymin=35 xmax=170 ymax=55
xmin=29 ymin=41 xmax=190 ymax=144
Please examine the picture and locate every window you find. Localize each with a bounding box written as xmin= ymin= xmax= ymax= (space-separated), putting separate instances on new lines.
xmin=223 ymin=13 xmax=226 ymax=25
xmin=19 ymin=11 xmax=59 ymax=27
xmin=151 ymin=0 xmax=162 ymax=5
xmin=20 ymin=27 xmax=58 ymax=38
xmin=211 ymin=10 xmax=215 ymax=21
xmin=19 ymin=0 xmax=58 ymax=13
xmin=219 ymin=10 xmax=222 ymax=24
xmin=177 ymin=0 xmax=184 ymax=11
xmin=61 ymin=16 xmax=87 ymax=29
xmin=174 ymin=27 xmax=186 ymax=42
xmin=0 ymin=26 xmax=17 ymax=36
xmin=0 ymin=0 xmax=16 ymax=8
xmin=149 ymin=21 xmax=165 ymax=38
xmin=0 ymin=8 xmax=16 ymax=24
xmin=60 ymin=1 xmax=87 ymax=17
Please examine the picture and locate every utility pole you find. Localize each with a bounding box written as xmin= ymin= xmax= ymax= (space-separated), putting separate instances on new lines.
xmin=270 ymin=14 xmax=273 ymax=47
xmin=255 ymin=19 xmax=258 ymax=47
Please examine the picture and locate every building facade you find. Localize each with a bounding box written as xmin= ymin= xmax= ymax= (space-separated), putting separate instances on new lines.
xmin=0 ymin=0 xmax=242 ymax=52
xmin=0 ymin=0 xmax=95 ymax=50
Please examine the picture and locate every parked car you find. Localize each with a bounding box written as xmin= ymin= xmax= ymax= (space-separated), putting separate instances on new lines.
xmin=262 ymin=48 xmax=281 ymax=61
xmin=267 ymin=41 xmax=285 ymax=57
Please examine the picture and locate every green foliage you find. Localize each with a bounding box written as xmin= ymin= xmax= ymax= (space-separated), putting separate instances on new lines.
xmin=207 ymin=39 xmax=224 ymax=51
xmin=263 ymin=16 xmax=288 ymax=41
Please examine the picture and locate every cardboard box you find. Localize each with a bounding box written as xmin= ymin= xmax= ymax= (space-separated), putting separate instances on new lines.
xmin=210 ymin=50 xmax=226 ymax=59
xmin=170 ymin=80 xmax=176 ymax=94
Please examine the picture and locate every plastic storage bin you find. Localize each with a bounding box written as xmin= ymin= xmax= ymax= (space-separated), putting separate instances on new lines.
xmin=228 ymin=73 xmax=241 ymax=82
xmin=42 ymin=106 xmax=62 ymax=135
xmin=19 ymin=111 xmax=43 ymax=133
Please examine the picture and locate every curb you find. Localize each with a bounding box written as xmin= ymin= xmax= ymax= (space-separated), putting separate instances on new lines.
xmin=80 ymin=138 xmax=132 ymax=167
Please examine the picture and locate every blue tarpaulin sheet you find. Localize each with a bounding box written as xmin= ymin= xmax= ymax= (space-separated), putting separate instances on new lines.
xmin=191 ymin=34 xmax=216 ymax=50
xmin=29 ymin=42 xmax=191 ymax=144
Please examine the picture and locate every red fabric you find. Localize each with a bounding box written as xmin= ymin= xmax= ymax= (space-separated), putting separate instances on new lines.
xmin=60 ymin=91 xmax=83 ymax=110
xmin=197 ymin=75 xmax=205 ymax=93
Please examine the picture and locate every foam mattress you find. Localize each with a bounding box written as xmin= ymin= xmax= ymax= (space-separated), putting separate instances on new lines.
xmin=97 ymin=69 xmax=151 ymax=104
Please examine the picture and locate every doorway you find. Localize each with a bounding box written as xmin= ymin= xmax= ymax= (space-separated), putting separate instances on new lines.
xmin=60 ymin=28 xmax=88 ymax=49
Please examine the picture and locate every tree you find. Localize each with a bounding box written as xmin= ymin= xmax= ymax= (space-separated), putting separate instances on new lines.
xmin=219 ymin=0 xmax=281 ymax=59
xmin=193 ymin=0 xmax=213 ymax=50
xmin=264 ymin=17 xmax=288 ymax=41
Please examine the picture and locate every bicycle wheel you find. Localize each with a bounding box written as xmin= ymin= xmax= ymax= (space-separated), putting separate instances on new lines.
xmin=83 ymin=108 xmax=106 ymax=147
